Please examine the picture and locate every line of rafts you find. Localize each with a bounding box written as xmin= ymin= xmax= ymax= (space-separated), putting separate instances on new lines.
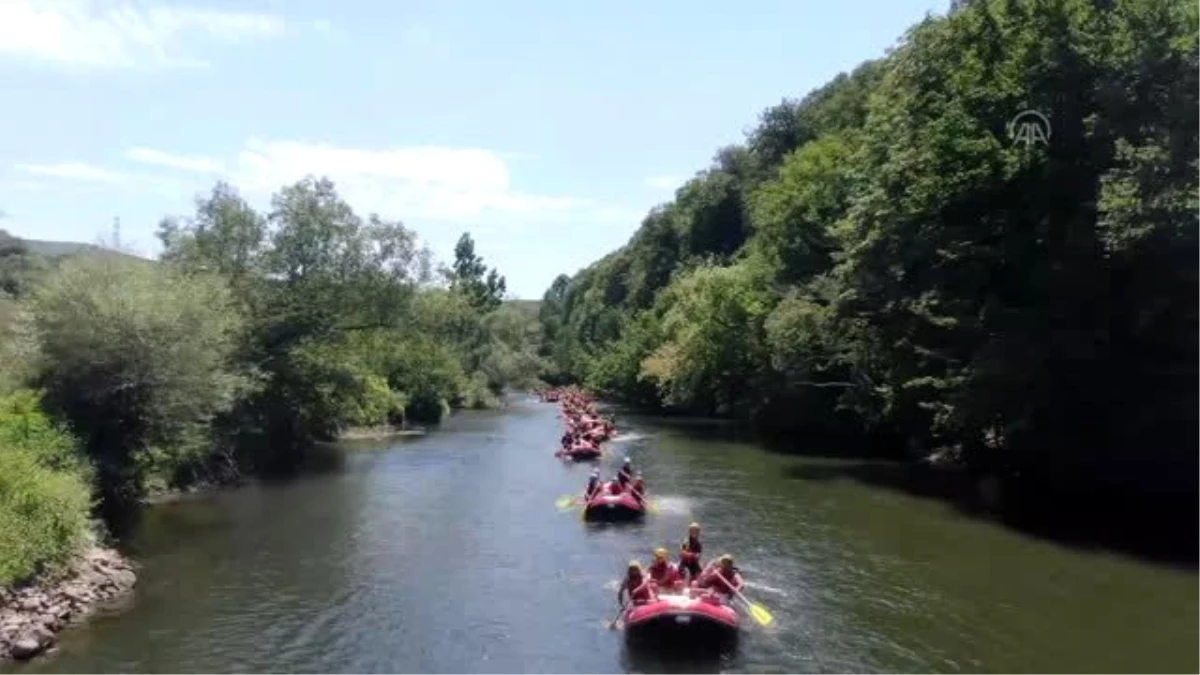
xmin=537 ymin=386 xmax=775 ymax=651
xmin=545 ymin=386 xmax=615 ymax=463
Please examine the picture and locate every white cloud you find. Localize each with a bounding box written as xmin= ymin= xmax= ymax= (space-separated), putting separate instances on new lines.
xmin=645 ymin=175 xmax=681 ymax=190
xmin=310 ymin=18 xmax=340 ymax=37
xmin=16 ymin=140 xmax=646 ymax=230
xmin=4 ymin=180 xmax=51 ymax=192
xmin=225 ymin=139 xmax=582 ymax=222
xmin=16 ymin=161 xmax=129 ymax=184
xmin=0 ymin=0 xmax=286 ymax=69
xmin=126 ymin=147 xmax=224 ymax=173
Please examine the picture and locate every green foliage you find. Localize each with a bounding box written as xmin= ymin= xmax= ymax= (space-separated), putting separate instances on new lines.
xmin=0 ymin=390 xmax=86 ymax=473
xmin=750 ymin=135 xmax=854 ymax=283
xmin=540 ymin=0 xmax=1198 ymax=502
xmin=0 ymin=177 xmax=542 ymax=562
xmin=378 ymin=336 xmax=467 ymax=424
xmin=584 ymin=311 xmax=663 ymax=407
xmin=0 ymin=391 xmax=92 ymax=587
xmin=0 ymin=230 xmax=51 ymax=299
xmin=30 ymin=255 xmax=247 ymax=507
xmin=641 ymin=261 xmax=775 ymax=416
xmin=156 ymin=178 xmax=538 ymax=470
xmin=0 ymin=295 xmax=38 ymax=395
xmin=448 ymin=233 xmax=506 ymax=311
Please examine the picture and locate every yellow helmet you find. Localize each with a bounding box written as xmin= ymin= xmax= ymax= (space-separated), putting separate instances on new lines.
xmin=719 ymin=554 xmax=734 ymax=566
xmin=688 ymin=522 xmax=700 ymax=531
xmin=628 ymin=559 xmax=642 ymax=570
xmin=654 ymin=547 xmax=668 ymax=559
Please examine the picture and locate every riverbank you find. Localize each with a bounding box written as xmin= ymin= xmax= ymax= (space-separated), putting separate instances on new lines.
xmin=336 ymin=425 xmax=428 ymax=441
xmin=0 ymin=546 xmax=136 ymax=662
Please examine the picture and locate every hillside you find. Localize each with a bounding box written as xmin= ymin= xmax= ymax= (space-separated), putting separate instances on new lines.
xmin=1 ymin=230 xmax=143 ymax=258
xmin=0 ymin=230 xmax=143 ymax=261
xmin=536 ymin=0 xmax=1198 ymax=508
xmin=503 ymin=299 xmax=541 ymax=316
xmin=0 ymin=230 xmax=147 ymax=299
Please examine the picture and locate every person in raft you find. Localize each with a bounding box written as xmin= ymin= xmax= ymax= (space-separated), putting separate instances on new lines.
xmin=630 ymin=472 xmax=647 ymax=504
xmin=558 ymin=431 xmax=577 ymax=454
xmin=618 ymin=457 xmax=634 ymax=484
xmin=584 ymin=470 xmax=602 ymax=500
xmin=618 ymin=561 xmax=657 ymax=608
xmin=693 ymin=554 xmax=744 ymax=599
xmin=647 ymin=547 xmax=684 ymax=592
xmin=607 ymin=477 xmax=624 ymax=495
xmin=678 ymin=522 xmax=704 ymax=580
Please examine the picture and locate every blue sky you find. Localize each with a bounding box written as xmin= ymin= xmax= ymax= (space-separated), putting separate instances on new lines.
xmin=0 ymin=0 xmax=946 ymax=299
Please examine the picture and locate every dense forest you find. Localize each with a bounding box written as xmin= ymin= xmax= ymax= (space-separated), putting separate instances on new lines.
xmin=538 ymin=0 xmax=1198 ymax=521
xmin=0 ymin=179 xmax=544 ymax=587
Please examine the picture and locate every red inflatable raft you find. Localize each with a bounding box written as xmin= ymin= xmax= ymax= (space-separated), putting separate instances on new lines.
xmin=557 ymin=445 xmax=602 ymax=461
xmin=582 ymin=487 xmax=644 ymax=521
xmin=624 ymin=592 xmax=739 ymax=646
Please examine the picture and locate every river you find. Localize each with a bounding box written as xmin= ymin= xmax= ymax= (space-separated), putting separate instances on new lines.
xmin=8 ymin=397 xmax=1197 ymax=673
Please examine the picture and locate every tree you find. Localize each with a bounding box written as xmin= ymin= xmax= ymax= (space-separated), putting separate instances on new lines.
xmin=448 ymin=233 xmax=506 ymax=311
xmin=30 ymin=256 xmax=246 ymax=512
xmin=538 ymin=0 xmax=1198 ymax=515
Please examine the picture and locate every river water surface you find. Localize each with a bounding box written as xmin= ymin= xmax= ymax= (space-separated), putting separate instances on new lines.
xmin=8 ymin=397 xmax=1197 ymax=673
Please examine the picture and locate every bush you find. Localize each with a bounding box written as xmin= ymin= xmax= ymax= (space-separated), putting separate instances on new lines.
xmin=0 ymin=391 xmax=91 ymax=587
xmin=30 ymin=256 xmax=245 ymax=509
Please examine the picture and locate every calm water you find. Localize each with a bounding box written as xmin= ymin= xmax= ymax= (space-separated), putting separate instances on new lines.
xmin=9 ymin=398 xmax=1197 ymax=673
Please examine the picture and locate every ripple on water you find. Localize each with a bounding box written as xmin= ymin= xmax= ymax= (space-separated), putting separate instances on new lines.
xmin=18 ymin=404 xmax=1198 ymax=675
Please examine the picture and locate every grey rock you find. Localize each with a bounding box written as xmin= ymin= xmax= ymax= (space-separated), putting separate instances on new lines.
xmin=11 ymin=635 xmax=45 ymax=660
xmin=111 ymin=570 xmax=137 ymax=589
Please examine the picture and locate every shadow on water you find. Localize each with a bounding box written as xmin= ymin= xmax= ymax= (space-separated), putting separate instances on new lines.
xmin=104 ymin=436 xmax=399 ymax=544
xmin=784 ymin=460 xmax=1199 ymax=569
xmin=618 ymin=639 xmax=730 ymax=674
xmin=618 ymin=409 xmax=905 ymax=461
xmin=617 ymin=405 xmax=1197 ymax=568
xmin=583 ymin=521 xmax=651 ymax=535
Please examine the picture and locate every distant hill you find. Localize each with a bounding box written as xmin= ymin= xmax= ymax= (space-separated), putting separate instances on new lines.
xmin=0 ymin=230 xmax=144 ymax=261
xmin=21 ymin=239 xmax=114 ymax=258
xmin=504 ymin=299 xmax=541 ymax=316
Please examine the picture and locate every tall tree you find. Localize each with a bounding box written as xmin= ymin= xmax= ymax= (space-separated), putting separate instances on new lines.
xmin=449 ymin=233 xmax=506 ymax=311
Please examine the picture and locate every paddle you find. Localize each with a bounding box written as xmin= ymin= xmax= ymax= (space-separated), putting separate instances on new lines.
xmin=608 ymin=602 xmax=627 ymax=630
xmin=555 ymin=495 xmax=581 ymax=510
xmin=627 ymin=486 xmax=659 ymax=514
xmin=735 ymin=588 xmax=775 ymax=627
xmin=712 ymin=572 xmax=774 ymax=626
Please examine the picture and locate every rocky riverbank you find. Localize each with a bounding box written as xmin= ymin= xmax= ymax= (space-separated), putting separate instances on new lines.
xmin=0 ymin=547 xmax=136 ymax=662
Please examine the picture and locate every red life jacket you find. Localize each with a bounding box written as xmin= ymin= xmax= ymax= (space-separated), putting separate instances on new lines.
xmin=648 ymin=560 xmax=682 ymax=588
xmin=698 ymin=567 xmax=741 ymax=595
xmin=627 ymin=575 xmax=655 ymax=604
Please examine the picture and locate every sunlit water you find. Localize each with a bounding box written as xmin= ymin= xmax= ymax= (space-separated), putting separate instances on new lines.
xmin=8 ymin=397 xmax=1196 ymax=673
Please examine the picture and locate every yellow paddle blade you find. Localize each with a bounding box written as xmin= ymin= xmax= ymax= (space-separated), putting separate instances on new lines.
xmin=747 ymin=602 xmax=774 ymax=627
xmin=647 ymin=500 xmax=660 ymax=514
xmin=555 ymin=496 xmax=579 ymax=510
